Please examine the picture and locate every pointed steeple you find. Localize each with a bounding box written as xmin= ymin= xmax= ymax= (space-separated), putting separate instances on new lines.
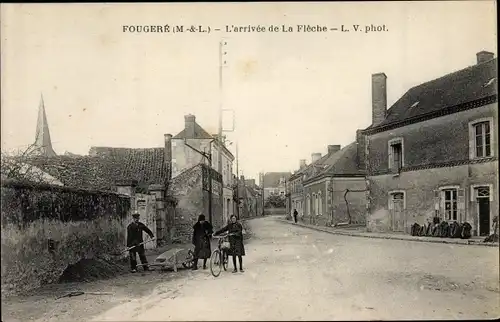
xmin=34 ymin=93 xmax=57 ymax=157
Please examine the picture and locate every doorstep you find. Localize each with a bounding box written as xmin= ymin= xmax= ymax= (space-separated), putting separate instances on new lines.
xmin=279 ymin=218 xmax=499 ymax=248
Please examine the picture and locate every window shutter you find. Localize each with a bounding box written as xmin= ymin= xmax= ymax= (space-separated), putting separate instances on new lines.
xmin=457 ymin=188 xmax=465 ymax=222
xmin=388 ymin=144 xmax=393 ymax=171
xmin=433 ymin=189 xmax=440 ymax=217
xmin=468 ymin=124 xmax=475 ymax=159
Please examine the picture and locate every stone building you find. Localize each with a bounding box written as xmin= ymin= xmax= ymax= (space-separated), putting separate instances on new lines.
xmin=237 ymin=176 xmax=264 ymax=219
xmin=262 ymin=172 xmax=291 ymax=200
xmin=170 ymin=114 xmax=235 ymax=224
xmin=288 ymin=159 xmax=308 ymax=218
xmin=302 ymin=143 xmax=367 ymax=226
xmin=361 ymin=50 xmax=498 ymax=236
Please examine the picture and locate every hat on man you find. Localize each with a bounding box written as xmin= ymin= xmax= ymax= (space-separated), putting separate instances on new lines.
xmin=132 ymin=212 xmax=140 ymax=218
xmin=198 ymin=214 xmax=206 ymax=221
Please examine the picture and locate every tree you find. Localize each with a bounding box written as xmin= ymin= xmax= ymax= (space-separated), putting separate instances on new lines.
xmin=265 ymin=194 xmax=286 ymax=208
xmin=0 ymin=141 xmax=58 ymax=185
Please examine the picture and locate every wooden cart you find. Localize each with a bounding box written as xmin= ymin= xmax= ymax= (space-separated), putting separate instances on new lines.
xmin=138 ymin=247 xmax=194 ymax=272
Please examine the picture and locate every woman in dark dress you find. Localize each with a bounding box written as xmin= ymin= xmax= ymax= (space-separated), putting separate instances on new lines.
xmin=215 ymin=215 xmax=246 ymax=273
xmin=192 ymin=214 xmax=213 ymax=270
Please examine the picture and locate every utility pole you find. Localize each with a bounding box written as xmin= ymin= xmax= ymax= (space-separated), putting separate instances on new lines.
xmin=218 ymin=39 xmax=224 ymax=176
xmin=236 ymin=142 xmax=240 ymax=219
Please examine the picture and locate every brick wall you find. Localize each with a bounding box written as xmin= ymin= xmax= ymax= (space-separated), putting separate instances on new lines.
xmin=169 ymin=164 xmax=224 ymax=243
xmin=367 ymin=103 xmax=498 ymax=174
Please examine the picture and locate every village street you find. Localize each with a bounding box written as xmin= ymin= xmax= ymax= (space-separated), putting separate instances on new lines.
xmin=93 ymin=216 xmax=499 ymax=321
xmin=3 ymin=215 xmax=499 ymax=321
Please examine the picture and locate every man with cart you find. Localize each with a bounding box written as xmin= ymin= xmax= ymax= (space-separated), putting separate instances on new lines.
xmin=127 ymin=212 xmax=155 ymax=273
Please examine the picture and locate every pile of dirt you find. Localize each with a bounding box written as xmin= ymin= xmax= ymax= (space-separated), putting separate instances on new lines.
xmin=58 ymin=258 xmax=128 ymax=283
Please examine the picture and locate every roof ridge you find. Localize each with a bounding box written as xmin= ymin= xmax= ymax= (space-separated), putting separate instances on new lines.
xmin=404 ymin=57 xmax=497 ymax=95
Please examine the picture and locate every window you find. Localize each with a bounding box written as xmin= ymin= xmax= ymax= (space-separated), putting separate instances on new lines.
xmin=388 ymin=138 xmax=404 ymax=172
xmin=469 ymin=118 xmax=495 ymax=159
xmin=474 ymin=121 xmax=491 ymax=158
xmin=318 ymin=192 xmax=322 ymax=216
xmin=443 ymin=189 xmax=458 ymax=221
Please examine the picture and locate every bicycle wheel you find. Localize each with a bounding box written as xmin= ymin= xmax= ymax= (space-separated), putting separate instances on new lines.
xmin=222 ymin=251 xmax=228 ymax=271
xmin=210 ymin=250 xmax=222 ymax=277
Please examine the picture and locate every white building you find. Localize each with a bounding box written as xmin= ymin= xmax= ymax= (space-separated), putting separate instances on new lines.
xmin=171 ymin=114 xmax=235 ymax=223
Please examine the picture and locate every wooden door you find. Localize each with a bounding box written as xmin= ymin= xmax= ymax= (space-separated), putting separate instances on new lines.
xmin=391 ymin=193 xmax=405 ymax=232
xmin=136 ymin=194 xmax=157 ymax=250
xmin=478 ymin=199 xmax=490 ymax=236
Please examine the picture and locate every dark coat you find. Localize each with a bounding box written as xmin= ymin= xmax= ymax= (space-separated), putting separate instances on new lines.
xmin=215 ymin=222 xmax=245 ymax=256
xmin=127 ymin=221 xmax=154 ymax=248
xmin=192 ymin=221 xmax=213 ymax=259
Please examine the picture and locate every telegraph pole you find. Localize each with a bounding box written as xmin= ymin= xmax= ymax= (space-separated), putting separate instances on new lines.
xmin=218 ymin=39 xmax=224 ymax=176
xmin=236 ymin=142 xmax=240 ymax=219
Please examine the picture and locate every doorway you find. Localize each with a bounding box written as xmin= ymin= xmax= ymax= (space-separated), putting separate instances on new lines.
xmin=390 ymin=192 xmax=405 ymax=232
xmin=476 ymin=187 xmax=491 ymax=236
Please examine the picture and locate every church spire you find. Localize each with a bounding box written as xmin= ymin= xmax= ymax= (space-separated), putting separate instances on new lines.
xmin=34 ymin=93 xmax=57 ymax=157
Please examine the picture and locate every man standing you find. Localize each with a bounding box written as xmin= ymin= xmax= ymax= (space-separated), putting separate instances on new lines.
xmin=127 ymin=212 xmax=155 ymax=273
xmin=293 ymin=209 xmax=298 ymax=223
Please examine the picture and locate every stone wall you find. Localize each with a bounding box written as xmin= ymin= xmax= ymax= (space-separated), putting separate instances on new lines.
xmin=0 ymin=181 xmax=130 ymax=296
xmin=366 ymin=104 xmax=499 ymax=234
xmin=169 ymin=164 xmax=224 ymax=243
xmin=331 ymin=178 xmax=368 ymax=225
xmin=367 ymin=161 xmax=498 ymax=234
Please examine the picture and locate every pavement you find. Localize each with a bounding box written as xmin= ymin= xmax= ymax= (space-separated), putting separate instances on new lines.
xmin=2 ymin=215 xmax=499 ymax=321
xmin=280 ymin=217 xmax=500 ymax=247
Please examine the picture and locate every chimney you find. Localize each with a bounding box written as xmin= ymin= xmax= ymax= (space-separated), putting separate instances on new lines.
xmin=372 ymin=73 xmax=387 ymax=126
xmin=164 ymin=134 xmax=173 ymax=180
xmin=184 ymin=114 xmax=196 ymax=138
xmin=356 ymin=130 xmax=366 ymax=171
xmin=299 ymin=159 xmax=306 ymax=169
xmin=476 ymin=51 xmax=494 ymax=64
xmin=328 ymin=145 xmax=341 ymax=154
xmin=311 ymin=153 xmax=322 ymax=163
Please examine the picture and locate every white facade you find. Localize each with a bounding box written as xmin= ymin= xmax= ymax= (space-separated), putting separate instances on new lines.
xmin=211 ymin=141 xmax=234 ymax=224
xmin=171 ymin=136 xmax=235 ymax=224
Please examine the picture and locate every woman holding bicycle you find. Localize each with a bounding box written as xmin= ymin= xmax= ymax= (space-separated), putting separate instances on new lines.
xmin=214 ymin=215 xmax=245 ymax=273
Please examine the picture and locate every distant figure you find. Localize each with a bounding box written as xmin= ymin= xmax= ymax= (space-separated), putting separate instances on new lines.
xmin=192 ymin=214 xmax=213 ymax=270
xmin=293 ymin=209 xmax=298 ymax=223
xmin=127 ymin=212 xmax=155 ymax=273
xmin=215 ymin=215 xmax=246 ymax=273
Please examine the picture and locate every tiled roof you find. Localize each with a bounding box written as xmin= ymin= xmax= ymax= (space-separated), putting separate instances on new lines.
xmin=173 ymin=122 xmax=213 ymax=139
xmin=305 ymin=142 xmax=364 ymax=183
xmin=369 ymin=58 xmax=497 ymax=129
xmin=26 ymin=147 xmax=167 ymax=192
xmin=262 ymin=172 xmax=292 ymax=187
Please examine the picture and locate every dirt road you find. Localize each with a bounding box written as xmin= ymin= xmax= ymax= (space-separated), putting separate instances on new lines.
xmin=3 ymin=216 xmax=499 ymax=321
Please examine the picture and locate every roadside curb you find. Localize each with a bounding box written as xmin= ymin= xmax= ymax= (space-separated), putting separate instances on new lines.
xmin=278 ymin=219 xmax=499 ymax=248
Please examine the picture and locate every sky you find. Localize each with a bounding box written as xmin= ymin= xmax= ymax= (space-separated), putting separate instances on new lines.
xmin=1 ymin=2 xmax=497 ymax=183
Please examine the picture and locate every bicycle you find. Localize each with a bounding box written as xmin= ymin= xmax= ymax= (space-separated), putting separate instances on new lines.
xmin=210 ymin=233 xmax=236 ymax=277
